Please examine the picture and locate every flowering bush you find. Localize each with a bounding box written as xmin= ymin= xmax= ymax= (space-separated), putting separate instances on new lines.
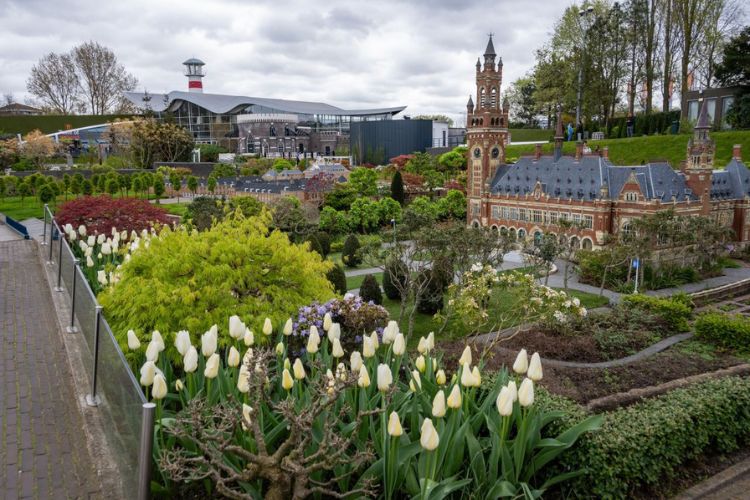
xmin=129 ymin=314 xmax=601 ymax=498
xmin=56 ymin=195 xmax=171 ymax=236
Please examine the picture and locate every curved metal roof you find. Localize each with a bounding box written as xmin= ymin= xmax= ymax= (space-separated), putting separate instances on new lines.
xmin=182 ymin=58 xmax=205 ymax=65
xmin=123 ymin=90 xmax=406 ymax=117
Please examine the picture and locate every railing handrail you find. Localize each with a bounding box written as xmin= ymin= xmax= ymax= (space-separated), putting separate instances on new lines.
xmin=4 ymin=214 xmax=30 ymax=239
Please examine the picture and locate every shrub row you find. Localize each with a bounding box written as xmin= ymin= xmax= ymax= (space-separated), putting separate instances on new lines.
xmin=621 ymin=293 xmax=693 ymax=333
xmin=695 ymin=312 xmax=750 ymax=351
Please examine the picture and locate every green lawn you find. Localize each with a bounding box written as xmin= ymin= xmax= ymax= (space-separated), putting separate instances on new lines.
xmin=505 ymin=130 xmax=750 ymax=168
xmin=162 ymin=203 xmax=189 ymax=216
xmin=346 ymin=272 xmax=383 ymax=291
xmin=509 ymin=128 xmax=554 ymax=143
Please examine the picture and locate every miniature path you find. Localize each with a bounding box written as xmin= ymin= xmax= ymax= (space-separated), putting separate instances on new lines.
xmin=676 ymin=455 xmax=750 ymax=500
xmin=0 ymin=240 xmax=102 ymax=498
xmin=646 ymin=265 xmax=750 ymax=297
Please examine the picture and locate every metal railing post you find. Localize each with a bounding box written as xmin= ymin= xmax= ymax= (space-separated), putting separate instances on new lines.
xmin=41 ymin=205 xmax=48 ymax=246
xmin=138 ymin=403 xmax=156 ymax=500
xmin=47 ymin=224 xmax=55 ymax=265
xmin=86 ymin=305 xmax=103 ymax=407
xmin=55 ymin=234 xmax=64 ymax=292
xmin=67 ymin=259 xmax=80 ymax=333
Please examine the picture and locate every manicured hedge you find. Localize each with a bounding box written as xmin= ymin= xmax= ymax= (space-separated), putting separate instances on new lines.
xmin=548 ymin=376 xmax=750 ymax=498
xmin=695 ymin=312 xmax=750 ymax=351
xmin=621 ymin=293 xmax=693 ymax=332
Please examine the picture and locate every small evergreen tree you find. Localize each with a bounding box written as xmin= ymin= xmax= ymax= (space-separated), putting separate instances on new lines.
xmin=391 ymin=170 xmax=405 ymax=205
xmin=306 ymin=234 xmax=324 ymax=256
xmin=315 ymin=231 xmax=331 ymax=257
xmin=383 ymin=258 xmax=408 ymax=300
xmin=38 ymin=183 xmax=55 ymax=204
xmin=153 ymin=176 xmax=165 ymax=200
xmin=81 ymin=179 xmax=93 ymax=196
xmin=342 ymin=234 xmax=361 ymax=267
xmin=327 ymin=264 xmax=348 ymax=295
xmin=359 ymin=274 xmax=383 ymax=305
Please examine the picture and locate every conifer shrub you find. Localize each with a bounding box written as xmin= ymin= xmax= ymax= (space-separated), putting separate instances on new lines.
xmin=342 ymin=234 xmax=361 ymax=267
xmin=327 ymin=264 xmax=348 ymax=295
xmin=359 ymin=274 xmax=382 ymax=305
xmin=383 ymin=258 xmax=408 ymax=300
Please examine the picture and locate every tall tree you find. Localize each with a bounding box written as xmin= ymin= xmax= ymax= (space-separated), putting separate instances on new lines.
xmin=643 ymin=0 xmax=661 ymax=113
xmin=674 ymin=0 xmax=712 ymax=99
xmin=693 ymin=0 xmax=744 ymax=88
xmin=26 ymin=52 xmax=80 ymax=114
xmin=72 ymin=41 xmax=138 ymax=114
xmin=660 ymin=0 xmax=679 ymax=110
xmin=506 ymin=77 xmax=538 ymax=126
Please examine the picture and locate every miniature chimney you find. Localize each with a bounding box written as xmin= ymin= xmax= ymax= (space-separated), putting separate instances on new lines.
xmin=602 ymin=146 xmax=609 ymax=159
xmin=575 ymin=141 xmax=583 ymax=161
xmin=733 ymin=144 xmax=742 ymax=161
xmin=534 ymin=143 xmax=543 ymax=160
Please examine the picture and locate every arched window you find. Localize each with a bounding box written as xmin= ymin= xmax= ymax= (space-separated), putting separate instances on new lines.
xmin=472 ymin=221 xmax=480 ymax=229
xmin=622 ymin=222 xmax=633 ymax=237
xmin=509 ymin=228 xmax=517 ymax=240
xmin=624 ymin=192 xmax=638 ymax=202
xmin=491 ymin=87 xmax=498 ymax=108
xmin=480 ymin=87 xmax=487 ymax=108
xmin=518 ymin=228 xmax=527 ymax=240
xmin=570 ymin=236 xmax=580 ymax=249
xmin=534 ymin=231 xmax=542 ymax=245
xmin=582 ymin=238 xmax=593 ymax=250
xmin=500 ymin=226 xmax=508 ymax=236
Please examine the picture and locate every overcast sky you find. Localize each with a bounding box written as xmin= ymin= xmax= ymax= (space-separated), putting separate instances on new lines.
xmin=0 ymin=0 xmax=565 ymax=125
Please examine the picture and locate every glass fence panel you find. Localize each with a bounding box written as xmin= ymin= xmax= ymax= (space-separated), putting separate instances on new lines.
xmin=60 ymin=239 xmax=76 ymax=292
xmin=73 ymin=266 xmax=99 ymax=356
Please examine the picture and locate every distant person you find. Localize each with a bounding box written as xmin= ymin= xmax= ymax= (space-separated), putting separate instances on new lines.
xmin=582 ymin=141 xmax=592 ymax=154
xmin=567 ymin=123 xmax=574 ymax=142
xmin=626 ymin=114 xmax=635 ymax=138
xmin=576 ymin=122 xmax=584 ymax=141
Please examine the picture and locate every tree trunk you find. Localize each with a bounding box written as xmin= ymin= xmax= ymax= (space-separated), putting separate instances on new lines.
xmin=662 ymin=0 xmax=673 ymax=111
xmin=644 ymin=0 xmax=657 ymax=114
xmin=563 ymin=257 xmax=570 ymax=291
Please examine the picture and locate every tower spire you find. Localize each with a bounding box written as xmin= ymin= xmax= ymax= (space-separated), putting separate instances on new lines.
xmin=554 ymin=107 xmax=564 ymax=162
xmin=483 ymin=34 xmax=496 ymax=69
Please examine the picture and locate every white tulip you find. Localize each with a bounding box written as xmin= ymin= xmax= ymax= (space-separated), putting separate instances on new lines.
xmin=97 ymin=234 xmax=105 ymax=245
xmin=518 ymin=378 xmax=534 ymax=407
xmin=328 ymin=322 xmax=341 ymax=342
xmin=432 ymin=390 xmax=446 ymax=418
xmin=87 ymin=235 xmax=95 ymax=246
xmin=126 ymin=330 xmax=140 ymax=350
xmin=496 ymin=386 xmax=514 ymax=416
xmin=229 ymin=315 xmax=245 ymax=339
xmin=460 ymin=363 xmax=474 ymax=387
xmin=78 ymin=225 xmax=86 ymax=236
xmin=370 ymin=331 xmax=379 ymax=350
xmin=293 ymin=358 xmax=306 ymax=380
xmin=228 ymin=346 xmax=241 ymax=367
xmin=242 ymin=403 xmax=253 ymax=430
xmin=426 ymin=332 xmax=435 ymax=352
xmin=471 ymin=366 xmax=482 ymax=387
xmin=152 ymin=331 xmax=165 ymax=352
xmin=357 ymin=365 xmax=370 ymax=388
xmin=111 ymin=226 xmax=118 ymax=237
xmin=86 ymin=255 xmax=94 ymax=268
xmin=145 ymin=341 xmax=160 ymax=362
xmin=447 ymin=384 xmax=462 ymax=408
xmin=140 ymin=361 xmax=156 ymax=386
xmin=282 ymin=369 xmax=294 ymax=390
xmin=513 ymin=349 xmax=529 ymax=375
xmin=507 ymin=380 xmax=518 ymax=402
xmin=262 ymin=317 xmax=273 ymax=336
xmin=242 ymin=348 xmax=254 ymax=366
xmin=527 ymin=352 xmax=543 ymax=381
xmin=331 ymin=338 xmax=344 ymax=358
xmin=393 ymin=333 xmax=406 ymax=355
xmin=458 ymin=346 xmax=472 ymax=367
xmin=174 ymin=330 xmax=191 ymax=356
xmin=237 ymin=365 xmax=250 ymax=393
xmin=275 ymin=342 xmax=284 ymax=355
xmin=97 ymin=270 xmax=107 ymax=286
xmin=415 ymin=355 xmax=426 ymax=373
xmin=383 ymin=320 xmax=399 ymax=344
xmin=417 ymin=336 xmax=427 ymax=354
xmin=243 ymin=328 xmax=255 ymax=347
xmin=350 ymin=351 xmax=363 ymax=373
xmin=152 ymin=373 xmax=168 ymax=400
xmin=323 ymin=312 xmax=332 ymax=332
xmin=283 ymin=318 xmax=293 ymax=336
xmin=420 ymin=418 xmax=439 ymax=451
xmin=183 ymin=346 xmax=198 ymax=373
xmin=204 ymin=353 xmax=220 ymax=379
xmin=306 ymin=329 xmax=320 ymax=354
xmin=409 ymin=369 xmax=422 ymax=392
xmin=101 ymin=242 xmax=112 ymax=255
xmin=201 ymin=327 xmax=218 ymax=357
xmin=436 ymin=369 xmax=447 ymax=385
xmin=175 ymin=379 xmax=183 ymax=391
xmin=387 ymin=411 xmax=403 ymax=437
xmin=377 ymin=364 xmax=393 ymax=392
xmin=79 ymin=241 xmax=88 ymax=251
xmin=362 ymin=336 xmax=375 ymax=358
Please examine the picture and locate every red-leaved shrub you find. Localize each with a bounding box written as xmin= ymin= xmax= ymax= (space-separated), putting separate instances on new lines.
xmin=56 ymin=196 xmax=171 ymax=235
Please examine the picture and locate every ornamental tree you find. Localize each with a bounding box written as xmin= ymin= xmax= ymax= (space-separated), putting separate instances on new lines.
xmin=56 ymin=195 xmax=170 ymax=235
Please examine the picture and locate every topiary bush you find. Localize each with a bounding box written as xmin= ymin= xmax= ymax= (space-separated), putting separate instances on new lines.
xmin=185 ymin=196 xmax=224 ymax=231
xmin=56 ymin=195 xmax=171 ymax=235
xmin=621 ymin=293 xmax=693 ymax=332
xmin=314 ymin=231 xmax=331 ymax=257
xmin=326 ymin=264 xmax=347 ymax=295
xmin=383 ymin=258 xmax=408 ymax=300
xmin=359 ymin=274 xmax=382 ymax=305
xmin=695 ymin=311 xmax=750 ymax=351
xmin=342 ymin=234 xmax=361 ymax=267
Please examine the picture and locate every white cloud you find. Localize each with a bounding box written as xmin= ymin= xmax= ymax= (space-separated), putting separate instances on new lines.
xmin=0 ymin=0 xmax=563 ymax=124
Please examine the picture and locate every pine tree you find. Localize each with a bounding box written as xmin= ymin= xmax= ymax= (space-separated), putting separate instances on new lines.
xmin=391 ymin=171 xmax=405 ymax=206
xmin=342 ymin=234 xmax=361 ymax=267
xmin=327 ymin=264 xmax=348 ymax=295
xmin=359 ymin=274 xmax=382 ymax=305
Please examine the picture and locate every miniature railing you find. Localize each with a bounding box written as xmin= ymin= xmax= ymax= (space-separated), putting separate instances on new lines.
xmin=4 ymin=214 xmax=30 ymax=239
xmin=41 ymin=205 xmax=154 ymax=500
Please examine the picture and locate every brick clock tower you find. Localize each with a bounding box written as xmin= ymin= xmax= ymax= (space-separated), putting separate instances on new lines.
xmin=683 ymin=94 xmax=715 ymax=215
xmin=466 ymin=35 xmax=509 ymax=227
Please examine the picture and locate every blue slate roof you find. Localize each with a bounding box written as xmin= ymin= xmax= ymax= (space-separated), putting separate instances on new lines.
xmin=216 ymin=176 xmax=308 ymax=194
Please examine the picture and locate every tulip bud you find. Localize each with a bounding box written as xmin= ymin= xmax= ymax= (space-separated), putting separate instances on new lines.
xmin=237 ymin=365 xmax=250 ymax=393
xmin=350 ymin=351 xmax=363 ymax=373
xmin=127 ymin=330 xmax=140 ymax=350
xmin=426 ymin=332 xmax=435 ymax=352
xmin=283 ymin=318 xmax=293 ymax=336
xmin=323 ymin=312 xmax=332 ymax=332
xmin=362 ymin=336 xmax=375 ymax=358
xmin=149 ymin=331 xmax=164 ymax=352
xmin=262 ymin=317 xmax=273 ymax=336
xmin=306 ymin=330 xmax=320 ymax=354
xmin=87 ymin=235 xmax=95 ymax=246
xmin=420 ymin=418 xmax=439 ymax=451
xmin=383 ymin=320 xmax=399 ymax=344
xmin=174 ymin=330 xmax=191 ymax=356
xmin=309 ymin=325 xmax=319 ymax=339
xmin=204 ymin=353 xmax=220 ymax=379
xmin=409 ymin=369 xmax=421 ymax=392
xmin=387 ymin=411 xmax=403 ymax=437
xmin=507 ymin=380 xmax=518 ymax=402
xmin=415 ymin=355 xmax=426 ymax=373
xmin=447 ymin=384 xmax=462 ymax=408
xmin=436 ymin=369 xmax=446 ymax=385
xmin=145 ymin=340 xmax=159 ymax=362
xmin=393 ymin=333 xmax=405 ymax=356
xmin=184 ymin=346 xmax=198 ymax=373
xmin=377 ymin=364 xmax=393 ymax=392
xmin=242 ymin=403 xmax=253 ymax=430
xmin=243 ymin=348 xmax=253 ymax=365
xmin=527 ymin=352 xmax=543 ymax=381
xmin=152 ymin=373 xmax=168 ymax=400
xmin=293 ymin=358 xmax=306 ymax=380
xmin=471 ymin=366 xmax=481 ymax=387
xmin=243 ymin=328 xmax=254 ymax=347
xmin=86 ymin=255 xmax=94 ymax=268
xmin=282 ymin=368 xmax=294 ymax=390
xmin=370 ymin=331 xmax=379 ymax=350
xmin=175 ymin=379 xmax=184 ymax=391
xmin=458 ymin=346 xmax=472 ymax=367
xmin=140 ymin=361 xmax=156 ymax=386
xmin=513 ymin=349 xmax=529 ymax=375
xmin=229 ymin=315 xmax=245 ymax=339
xmin=69 ymin=231 xmax=77 ymax=241
xmin=275 ymin=342 xmax=284 ymax=355
xmin=357 ymin=365 xmax=370 ymax=388
xmin=331 ymin=338 xmax=344 ymax=358
xmin=78 ymin=225 xmax=86 ymax=236
xmin=283 ymin=358 xmax=291 ymax=370
xmin=432 ymin=390 xmax=446 ymax=418
xmin=97 ymin=270 xmax=108 ymax=286
xmin=228 ymin=346 xmax=240 ymax=367
xmin=460 ymin=363 xmax=473 ymax=387
xmin=328 ymin=322 xmax=341 ymax=342
xmin=97 ymin=234 xmax=105 ymax=245
xmin=417 ymin=336 xmax=427 ymax=354
xmin=101 ymin=242 xmax=112 ymax=255
xmin=518 ymin=378 xmax=534 ymax=407
xmin=496 ymin=386 xmax=514 ymax=416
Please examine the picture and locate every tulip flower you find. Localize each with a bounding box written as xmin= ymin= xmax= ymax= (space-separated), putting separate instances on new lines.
xmin=243 ymin=348 xmax=253 ymax=365
xmin=237 ymin=365 xmax=250 ymax=393
xmin=68 ymin=231 xmax=77 ymax=241
xmin=175 ymin=379 xmax=183 ymax=391
xmin=174 ymin=330 xmax=191 ymax=356
xmin=283 ymin=358 xmax=291 ymax=370
xmin=242 ymin=404 xmax=253 ymax=430
xmin=420 ymin=418 xmax=439 ymax=451
xmin=283 ymin=318 xmax=293 ymax=336
xmin=336 ymin=362 xmax=347 ymax=380
xmin=149 ymin=330 xmax=164 ymax=352
xmin=387 ymin=411 xmax=403 ymax=437
xmin=518 ymin=378 xmax=534 ymax=407
xmin=323 ymin=312 xmax=332 ymax=332
xmin=306 ymin=330 xmax=320 ymax=354
xmin=228 ymin=346 xmax=241 ymax=367
xmin=447 ymin=384 xmax=462 ymax=408
xmin=383 ymin=320 xmax=399 ymax=344
xmin=204 ymin=353 xmax=220 ymax=378
xmin=527 ymin=352 xmax=543 ymax=381
xmin=152 ymin=373 xmax=168 ymax=400
xmin=332 ymin=338 xmax=344 ymax=358
xmin=86 ymin=255 xmax=95 ymax=268
xmin=496 ymin=386 xmax=514 ymax=416
xmin=393 ymin=333 xmax=406 ymax=356
xmin=436 ymin=369 xmax=446 ymax=385
xmin=513 ymin=349 xmax=529 ymax=375
xmin=362 ymin=336 xmax=375 ymax=358
xmin=507 ymin=380 xmax=518 ymax=402
xmin=97 ymin=270 xmax=108 ymax=286
xmin=184 ymin=346 xmax=198 ymax=373
xmin=79 ymin=241 xmax=88 ymax=252
xmin=460 ymin=363 xmax=474 ymax=387
xmin=370 ymin=331 xmax=379 ymax=350
xmin=262 ymin=317 xmax=273 ymax=336
xmin=471 ymin=366 xmax=481 ymax=387
xmin=243 ymin=328 xmax=254 ymax=347
xmin=87 ymin=235 xmax=95 ymax=246
xmin=101 ymin=242 xmax=112 ymax=255
xmin=377 ymin=364 xmax=393 ymax=392
xmin=458 ymin=346 xmax=472 ymax=367
xmin=350 ymin=351 xmax=363 ymax=373
xmin=229 ymin=315 xmax=245 ymax=339
xmin=417 ymin=336 xmax=427 ymax=354
xmin=409 ymin=370 xmax=422 ymax=392
xmin=201 ymin=328 xmax=218 ymax=357
xmin=145 ymin=340 xmax=160 ymax=362
xmin=280 ymin=368 xmax=294 ymax=390
xmin=78 ymin=225 xmax=86 ymax=236
xmin=111 ymin=227 xmax=118 ymax=237
xmin=127 ymin=330 xmax=140 ymax=350
xmin=97 ymin=234 xmax=105 ymax=245
xmin=416 ymin=355 xmax=426 ymax=373
xmin=293 ymin=358 xmax=306 ymax=380
xmin=327 ymin=322 xmax=341 ymax=342
xmin=140 ymin=361 xmax=156 ymax=386
xmin=426 ymin=332 xmax=435 ymax=352
xmin=432 ymin=390 xmax=447 ymax=418
xmin=357 ymin=365 xmax=370 ymax=388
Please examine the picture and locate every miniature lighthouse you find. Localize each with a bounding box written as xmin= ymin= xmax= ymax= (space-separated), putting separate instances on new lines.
xmin=183 ymin=58 xmax=205 ymax=93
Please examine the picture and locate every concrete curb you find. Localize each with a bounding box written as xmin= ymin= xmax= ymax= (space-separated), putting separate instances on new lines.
xmin=674 ymin=456 xmax=750 ymax=499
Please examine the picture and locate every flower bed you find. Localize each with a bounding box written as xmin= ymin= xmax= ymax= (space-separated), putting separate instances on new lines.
xmin=56 ymin=195 xmax=170 ymax=235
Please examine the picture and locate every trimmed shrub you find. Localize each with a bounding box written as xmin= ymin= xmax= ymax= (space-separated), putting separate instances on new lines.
xmin=305 ymin=234 xmax=324 ymax=257
xmin=315 ymin=231 xmax=331 ymax=257
xmin=383 ymin=259 xmax=408 ymax=300
xmin=695 ymin=312 xmax=750 ymax=351
xmin=342 ymin=234 xmax=361 ymax=267
xmin=185 ymin=196 xmax=224 ymax=231
xmin=621 ymin=294 xmax=693 ymax=332
xmin=359 ymin=274 xmax=382 ymax=305
xmin=56 ymin=195 xmax=170 ymax=235
xmin=327 ymin=264 xmax=348 ymax=295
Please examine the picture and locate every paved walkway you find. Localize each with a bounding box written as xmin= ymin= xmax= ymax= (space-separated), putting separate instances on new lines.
xmin=677 ymin=455 xmax=750 ymax=499
xmin=0 ymin=240 xmax=101 ymax=498
xmin=646 ymin=266 xmax=750 ymax=297
xmin=0 ymin=222 xmax=22 ymax=242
